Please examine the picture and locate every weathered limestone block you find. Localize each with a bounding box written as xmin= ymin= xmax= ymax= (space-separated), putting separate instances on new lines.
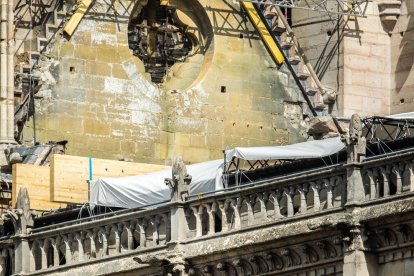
xmin=377 ymin=0 xmax=402 ymax=32
xmin=307 ymin=116 xmax=338 ymax=138
xmin=23 ymin=0 xmax=308 ymax=164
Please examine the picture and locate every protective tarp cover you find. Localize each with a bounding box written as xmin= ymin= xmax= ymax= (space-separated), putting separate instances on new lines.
xmin=89 ymin=159 xmax=223 ymax=209
xmin=387 ymin=112 xmax=414 ymax=120
xmin=225 ymin=137 xmax=345 ymax=162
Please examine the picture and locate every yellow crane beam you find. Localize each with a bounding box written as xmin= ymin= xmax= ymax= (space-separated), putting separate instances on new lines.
xmin=241 ymin=1 xmax=285 ymax=65
xmin=63 ymin=0 xmax=93 ymax=36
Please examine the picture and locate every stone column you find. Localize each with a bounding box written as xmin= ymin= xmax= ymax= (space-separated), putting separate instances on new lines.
xmin=165 ymin=156 xmax=192 ymax=242
xmin=0 ymin=0 xmax=15 ymax=147
xmin=6 ymin=188 xmax=35 ymax=273
xmin=0 ymin=0 xmax=8 ymax=141
xmin=343 ymin=226 xmax=378 ymax=276
xmin=13 ymin=236 xmax=30 ymax=273
xmin=343 ymin=114 xmax=367 ymax=205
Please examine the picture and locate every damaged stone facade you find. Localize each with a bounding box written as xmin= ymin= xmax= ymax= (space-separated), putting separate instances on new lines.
xmin=292 ymin=0 xmax=414 ymax=117
xmin=18 ymin=0 xmax=309 ymax=165
xmin=3 ymin=120 xmax=414 ymax=275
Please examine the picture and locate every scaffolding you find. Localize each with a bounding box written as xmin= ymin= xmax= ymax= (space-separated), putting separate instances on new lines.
xmin=243 ymin=0 xmax=370 ymax=19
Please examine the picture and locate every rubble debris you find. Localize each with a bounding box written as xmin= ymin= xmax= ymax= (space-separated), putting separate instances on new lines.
xmin=307 ymin=116 xmax=339 ymax=139
xmin=5 ymin=140 xmax=67 ymax=166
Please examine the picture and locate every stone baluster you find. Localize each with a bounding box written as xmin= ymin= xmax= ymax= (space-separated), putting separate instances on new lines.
xmin=218 ymin=201 xmax=230 ymax=232
xmin=392 ymin=164 xmax=403 ymax=194
xmin=38 ymin=240 xmax=47 ymax=269
xmin=125 ymin=221 xmax=135 ymax=250
xmin=136 ymin=219 xmax=147 ymax=248
xmin=86 ymin=230 xmax=96 ymax=259
xmin=366 ymin=170 xmax=377 ymax=200
xmin=311 ymin=182 xmax=321 ymax=212
xmin=297 ymin=184 xmax=308 ymax=214
xmin=408 ymin=161 xmax=414 ymax=191
xmin=380 ymin=166 xmax=390 ymax=197
xmin=63 ymin=235 xmax=72 ymax=264
xmin=98 ymin=228 xmax=108 ymax=257
xmin=284 ymin=186 xmax=295 ymax=217
xmin=257 ymin=192 xmax=268 ymax=220
xmin=325 ymin=179 xmax=334 ymax=209
xmin=112 ymin=224 xmax=122 ymax=253
xmin=206 ymin=202 xmax=217 ymax=235
xmin=244 ymin=195 xmax=255 ymax=226
xmin=29 ymin=243 xmax=36 ymax=272
xmin=230 ymin=198 xmax=242 ymax=230
xmin=191 ymin=205 xmax=204 ymax=237
xmin=51 ymin=237 xmax=61 ymax=266
xmin=149 ymin=217 xmax=160 ymax=246
xmin=161 ymin=214 xmax=171 ymax=243
xmin=401 ymin=162 xmax=412 ymax=192
xmin=74 ymin=232 xmax=85 ymax=261
xmin=270 ymin=189 xmax=283 ymax=219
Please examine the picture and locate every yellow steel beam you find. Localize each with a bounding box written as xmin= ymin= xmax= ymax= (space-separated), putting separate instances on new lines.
xmin=241 ymin=1 xmax=285 ymax=65
xmin=160 ymin=0 xmax=169 ymax=6
xmin=63 ymin=0 xmax=93 ymax=37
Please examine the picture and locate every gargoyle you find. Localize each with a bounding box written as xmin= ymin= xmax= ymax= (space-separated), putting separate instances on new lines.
xmin=165 ymin=156 xmax=192 ymax=202
xmin=341 ymin=114 xmax=366 ymax=163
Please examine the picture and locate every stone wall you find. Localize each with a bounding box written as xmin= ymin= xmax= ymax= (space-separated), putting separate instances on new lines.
xmin=21 ymin=0 xmax=307 ymax=164
xmin=292 ymin=4 xmax=343 ymax=115
xmin=390 ymin=1 xmax=414 ymax=114
xmin=292 ymin=0 xmax=414 ymax=117
xmin=342 ymin=1 xmax=391 ymax=117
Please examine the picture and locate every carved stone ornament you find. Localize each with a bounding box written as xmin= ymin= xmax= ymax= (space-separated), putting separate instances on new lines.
xmin=165 ymin=156 xmax=192 ymax=202
xmin=341 ymin=113 xmax=366 ymax=163
xmin=377 ymin=0 xmax=402 ymax=33
xmin=184 ymin=237 xmax=342 ymax=275
xmin=4 ymin=187 xmax=35 ymax=235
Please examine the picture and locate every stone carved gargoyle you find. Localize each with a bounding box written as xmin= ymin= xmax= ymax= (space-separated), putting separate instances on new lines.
xmin=341 ymin=113 xmax=366 ymax=163
xmin=4 ymin=187 xmax=35 ymax=235
xmin=165 ymin=156 xmax=192 ymax=202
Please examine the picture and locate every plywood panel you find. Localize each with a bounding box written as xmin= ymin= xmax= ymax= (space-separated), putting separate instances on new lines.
xmin=12 ymin=164 xmax=65 ymax=211
xmin=50 ymin=155 xmax=170 ymax=203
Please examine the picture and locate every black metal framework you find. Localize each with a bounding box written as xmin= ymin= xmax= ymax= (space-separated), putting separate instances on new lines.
xmin=362 ymin=116 xmax=414 ymax=143
xmin=222 ymin=116 xmax=414 ymax=187
xmin=128 ymin=1 xmax=196 ymax=83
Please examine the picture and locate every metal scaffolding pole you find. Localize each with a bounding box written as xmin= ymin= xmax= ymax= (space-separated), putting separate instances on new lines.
xmin=243 ymin=0 xmax=369 ymax=19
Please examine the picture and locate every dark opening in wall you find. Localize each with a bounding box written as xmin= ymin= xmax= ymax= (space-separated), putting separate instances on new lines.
xmin=128 ymin=0 xmax=196 ymax=84
xmin=400 ymin=98 xmax=405 ymax=104
xmin=221 ymin=86 xmax=226 ymax=93
xmin=239 ymin=33 xmax=244 ymax=39
xmin=69 ymin=66 xmax=75 ymax=73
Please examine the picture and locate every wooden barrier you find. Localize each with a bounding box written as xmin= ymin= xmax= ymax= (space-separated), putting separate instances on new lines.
xmin=12 ymin=164 xmax=65 ymax=211
xmin=50 ymin=155 xmax=169 ymax=203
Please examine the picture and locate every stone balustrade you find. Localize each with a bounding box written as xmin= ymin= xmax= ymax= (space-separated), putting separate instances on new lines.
xmin=25 ymin=206 xmax=171 ymax=272
xmin=185 ymin=166 xmax=346 ymax=238
xmin=362 ymin=149 xmax=414 ymax=200
xmin=2 ymin=145 xmax=414 ymax=274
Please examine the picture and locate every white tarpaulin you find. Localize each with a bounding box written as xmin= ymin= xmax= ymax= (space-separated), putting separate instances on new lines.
xmin=387 ymin=112 xmax=414 ymax=120
xmin=224 ymin=137 xmax=345 ymax=162
xmin=90 ymin=137 xmax=345 ymax=209
xmin=89 ymin=159 xmax=224 ymax=209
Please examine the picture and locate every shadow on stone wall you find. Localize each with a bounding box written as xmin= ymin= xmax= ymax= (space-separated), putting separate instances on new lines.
xmin=395 ymin=9 xmax=414 ymax=93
